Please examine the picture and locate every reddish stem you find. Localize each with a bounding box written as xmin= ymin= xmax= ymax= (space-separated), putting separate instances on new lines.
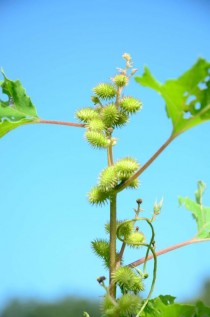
xmin=117 ymin=135 xmax=175 ymax=192
xmin=38 ymin=119 xmax=85 ymax=128
xmin=128 ymin=237 xmax=209 ymax=267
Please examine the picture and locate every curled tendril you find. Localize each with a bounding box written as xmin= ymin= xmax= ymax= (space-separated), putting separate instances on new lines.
xmin=116 ymin=217 xmax=157 ymax=316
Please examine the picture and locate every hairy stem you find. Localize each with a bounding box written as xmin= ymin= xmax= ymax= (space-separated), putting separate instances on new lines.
xmin=38 ymin=119 xmax=85 ymax=128
xmin=109 ymin=194 xmax=117 ymax=298
xmin=116 ymin=134 xmax=175 ymax=192
xmin=128 ymin=237 xmax=210 ymax=268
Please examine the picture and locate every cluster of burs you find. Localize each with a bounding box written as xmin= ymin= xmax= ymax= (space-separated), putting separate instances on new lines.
xmin=76 ymin=55 xmax=150 ymax=316
xmin=75 ymin=54 xmax=143 ymax=206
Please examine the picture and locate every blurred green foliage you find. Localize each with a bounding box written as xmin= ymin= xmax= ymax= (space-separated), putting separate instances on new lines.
xmin=0 ymin=279 xmax=210 ymax=317
xmin=191 ymin=280 xmax=210 ymax=306
xmin=0 ymin=297 xmax=100 ymax=317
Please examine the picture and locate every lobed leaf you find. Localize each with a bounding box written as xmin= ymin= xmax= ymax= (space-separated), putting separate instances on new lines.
xmin=142 ymin=295 xmax=210 ymax=317
xmin=135 ymin=58 xmax=210 ymax=137
xmin=0 ymin=71 xmax=40 ymax=138
xmin=179 ymin=181 xmax=210 ymax=239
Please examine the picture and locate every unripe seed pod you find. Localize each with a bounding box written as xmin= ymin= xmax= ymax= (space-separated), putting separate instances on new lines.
xmin=113 ymin=111 xmax=129 ymax=127
xmin=102 ymin=104 xmax=119 ymax=127
xmin=85 ymin=131 xmax=109 ymax=148
xmin=119 ymin=96 xmax=142 ymax=114
xmin=87 ymin=118 xmax=105 ymax=132
xmin=126 ymin=231 xmax=145 ymax=248
xmin=88 ymin=186 xmax=110 ymax=205
xmin=98 ymin=166 xmax=118 ymax=192
xmin=112 ymin=74 xmax=128 ymax=87
xmin=76 ymin=107 xmax=99 ymax=123
xmin=93 ymin=83 xmax=116 ymax=100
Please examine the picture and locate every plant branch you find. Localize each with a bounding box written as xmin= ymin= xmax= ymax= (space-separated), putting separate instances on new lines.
xmin=128 ymin=237 xmax=210 ymax=268
xmin=38 ymin=119 xmax=85 ymax=128
xmin=116 ymin=134 xmax=175 ymax=192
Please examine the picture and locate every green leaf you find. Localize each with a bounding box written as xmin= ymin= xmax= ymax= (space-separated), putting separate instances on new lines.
xmin=135 ymin=58 xmax=210 ymax=136
xmin=142 ymin=295 xmax=210 ymax=317
xmin=0 ymin=71 xmax=39 ymax=138
xmin=179 ymin=181 xmax=210 ymax=239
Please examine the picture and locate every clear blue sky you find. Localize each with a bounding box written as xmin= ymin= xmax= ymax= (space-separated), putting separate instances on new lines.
xmin=0 ymin=0 xmax=210 ymax=309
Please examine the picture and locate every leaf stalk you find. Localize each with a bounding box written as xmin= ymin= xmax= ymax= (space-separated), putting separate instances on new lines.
xmin=128 ymin=237 xmax=210 ymax=268
xmin=116 ymin=134 xmax=175 ymax=192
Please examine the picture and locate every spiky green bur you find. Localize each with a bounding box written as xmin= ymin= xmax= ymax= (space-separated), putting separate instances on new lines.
xmin=119 ymin=97 xmax=142 ymax=114
xmin=113 ymin=266 xmax=144 ymax=295
xmin=93 ymin=83 xmax=116 ymax=100
xmin=91 ymin=239 xmax=110 ymax=267
xmin=91 ymin=239 xmax=121 ymax=268
xmin=117 ymin=221 xmax=133 ymax=239
xmin=117 ymin=294 xmax=142 ymax=316
xmin=75 ymin=107 xmax=99 ymax=123
xmin=101 ymin=293 xmax=142 ymax=317
xmin=113 ymin=111 xmax=129 ymax=128
xmin=85 ymin=130 xmax=109 ymax=148
xmin=91 ymin=239 xmax=109 ymax=257
xmin=101 ymin=104 xmax=119 ymax=127
xmin=88 ymin=186 xmax=110 ymax=205
xmin=115 ymin=157 xmax=140 ymax=180
xmin=101 ymin=294 xmax=117 ymax=317
xmin=98 ymin=166 xmax=118 ymax=192
xmin=125 ymin=231 xmax=145 ymax=248
xmin=90 ymin=157 xmax=140 ymax=205
xmin=97 ymin=157 xmax=140 ymax=195
xmin=112 ymin=74 xmax=128 ymax=87
xmin=104 ymin=220 xmax=130 ymax=235
xmin=87 ymin=118 xmax=105 ymax=131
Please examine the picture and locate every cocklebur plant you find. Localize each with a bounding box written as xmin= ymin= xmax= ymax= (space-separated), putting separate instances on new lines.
xmin=1 ymin=54 xmax=210 ymax=316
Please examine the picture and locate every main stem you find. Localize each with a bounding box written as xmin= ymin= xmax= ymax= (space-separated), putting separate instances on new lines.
xmin=109 ymin=193 xmax=117 ymax=298
xmin=107 ymin=140 xmax=117 ymax=298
